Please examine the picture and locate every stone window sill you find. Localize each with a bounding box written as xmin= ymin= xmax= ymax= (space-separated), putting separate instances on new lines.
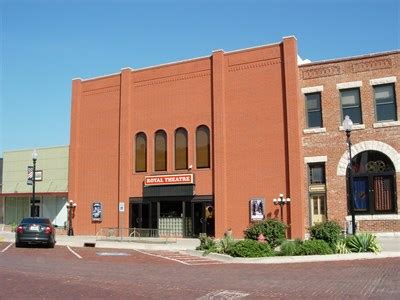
xmin=303 ymin=128 xmax=326 ymax=134
xmin=339 ymin=124 xmax=365 ymax=131
xmin=373 ymin=121 xmax=400 ymax=128
xmin=346 ymin=214 xmax=400 ymax=221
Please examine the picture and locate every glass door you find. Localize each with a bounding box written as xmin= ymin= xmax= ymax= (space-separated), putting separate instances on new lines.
xmin=192 ymin=202 xmax=214 ymax=237
xmin=131 ymin=203 xmax=150 ymax=228
xmin=310 ymin=194 xmax=326 ymax=225
xmin=192 ymin=203 xmax=203 ymax=237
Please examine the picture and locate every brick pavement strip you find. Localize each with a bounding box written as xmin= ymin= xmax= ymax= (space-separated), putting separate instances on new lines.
xmin=0 ymin=242 xmax=399 ymax=298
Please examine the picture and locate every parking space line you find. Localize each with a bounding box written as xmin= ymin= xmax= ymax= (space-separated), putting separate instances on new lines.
xmin=67 ymin=245 xmax=82 ymax=259
xmin=134 ymin=250 xmax=227 ymax=266
xmin=190 ymin=262 xmax=226 ymax=265
xmin=134 ymin=249 xmax=191 ymax=265
xmin=1 ymin=243 xmax=13 ymax=253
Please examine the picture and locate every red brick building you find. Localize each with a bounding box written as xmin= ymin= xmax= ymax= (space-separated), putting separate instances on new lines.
xmin=300 ymin=51 xmax=400 ymax=234
xmin=68 ymin=37 xmax=399 ymax=238
xmin=69 ymin=37 xmax=305 ymax=238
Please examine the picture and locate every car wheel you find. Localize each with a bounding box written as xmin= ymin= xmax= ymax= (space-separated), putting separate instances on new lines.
xmin=15 ymin=242 xmax=23 ymax=248
xmin=48 ymin=242 xmax=55 ymax=248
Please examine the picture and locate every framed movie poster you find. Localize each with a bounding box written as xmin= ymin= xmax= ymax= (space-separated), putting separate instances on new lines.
xmin=92 ymin=202 xmax=102 ymax=222
xmin=250 ymin=198 xmax=265 ymax=221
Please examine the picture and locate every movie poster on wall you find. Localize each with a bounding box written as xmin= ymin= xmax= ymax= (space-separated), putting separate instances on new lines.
xmin=92 ymin=202 xmax=102 ymax=222
xmin=250 ymin=198 xmax=265 ymax=221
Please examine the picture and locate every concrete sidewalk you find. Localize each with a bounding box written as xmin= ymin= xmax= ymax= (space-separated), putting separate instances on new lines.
xmin=0 ymin=230 xmax=200 ymax=251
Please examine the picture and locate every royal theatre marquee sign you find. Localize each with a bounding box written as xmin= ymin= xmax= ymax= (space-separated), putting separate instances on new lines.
xmin=144 ymin=174 xmax=194 ymax=186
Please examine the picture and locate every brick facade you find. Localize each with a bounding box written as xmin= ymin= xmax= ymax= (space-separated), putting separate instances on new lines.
xmin=69 ymin=37 xmax=305 ymax=238
xmin=300 ymin=51 xmax=400 ymax=233
xmin=68 ymin=38 xmax=399 ymax=238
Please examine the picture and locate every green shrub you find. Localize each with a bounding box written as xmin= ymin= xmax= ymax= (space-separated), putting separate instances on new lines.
xmin=279 ymin=239 xmax=303 ymax=256
xmin=217 ymin=235 xmax=235 ymax=254
xmin=335 ymin=239 xmax=350 ymax=254
xmin=229 ymin=240 xmax=275 ymax=258
xmin=346 ymin=233 xmax=381 ymax=254
xmin=196 ymin=234 xmax=217 ymax=254
xmin=244 ymin=219 xmax=287 ymax=248
xmin=279 ymin=239 xmax=332 ymax=256
xmin=309 ymin=220 xmax=343 ymax=249
xmin=297 ymin=240 xmax=333 ymax=255
xmin=279 ymin=240 xmax=297 ymax=256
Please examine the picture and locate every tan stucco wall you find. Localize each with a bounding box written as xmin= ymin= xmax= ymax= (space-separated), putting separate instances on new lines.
xmin=2 ymin=146 xmax=69 ymax=194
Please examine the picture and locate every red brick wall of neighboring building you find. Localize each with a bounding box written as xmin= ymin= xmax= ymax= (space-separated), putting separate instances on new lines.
xmin=69 ymin=37 xmax=306 ymax=238
xmin=300 ymin=51 xmax=400 ymax=233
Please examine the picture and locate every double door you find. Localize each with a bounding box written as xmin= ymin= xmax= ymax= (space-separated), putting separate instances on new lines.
xmin=352 ymin=174 xmax=394 ymax=213
xmin=131 ymin=200 xmax=214 ymax=237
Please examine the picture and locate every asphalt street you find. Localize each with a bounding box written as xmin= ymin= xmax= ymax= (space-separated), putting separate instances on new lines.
xmin=1 ymin=241 xmax=400 ymax=299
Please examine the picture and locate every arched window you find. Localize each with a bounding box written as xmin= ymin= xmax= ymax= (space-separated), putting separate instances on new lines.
xmin=155 ymin=130 xmax=167 ymax=171
xmin=175 ymin=128 xmax=188 ymax=170
xmin=135 ymin=132 xmax=147 ymax=172
xmin=196 ymin=125 xmax=210 ymax=168
xmin=350 ymin=151 xmax=396 ymax=214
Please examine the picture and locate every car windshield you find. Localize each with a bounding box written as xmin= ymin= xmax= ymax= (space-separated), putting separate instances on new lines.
xmin=20 ymin=218 xmax=51 ymax=225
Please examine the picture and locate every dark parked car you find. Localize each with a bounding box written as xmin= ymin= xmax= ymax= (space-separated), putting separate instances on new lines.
xmin=15 ymin=217 xmax=56 ymax=248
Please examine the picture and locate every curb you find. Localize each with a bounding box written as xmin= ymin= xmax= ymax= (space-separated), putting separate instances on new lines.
xmin=183 ymin=249 xmax=400 ymax=264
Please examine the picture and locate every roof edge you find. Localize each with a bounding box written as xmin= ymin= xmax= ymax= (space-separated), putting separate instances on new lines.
xmin=76 ymin=38 xmax=289 ymax=80
xmin=299 ymin=49 xmax=400 ymax=68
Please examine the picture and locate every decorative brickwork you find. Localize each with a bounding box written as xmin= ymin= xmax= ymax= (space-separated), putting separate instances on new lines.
xmin=301 ymin=66 xmax=341 ymax=79
xmin=352 ymin=58 xmax=393 ymax=73
xmin=82 ymin=86 xmax=120 ymax=96
xmin=228 ymin=58 xmax=281 ymax=72
xmin=134 ymin=70 xmax=211 ymax=87
xmin=337 ymin=141 xmax=400 ymax=176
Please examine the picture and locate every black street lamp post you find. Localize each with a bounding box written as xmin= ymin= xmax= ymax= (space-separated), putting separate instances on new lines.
xmin=343 ymin=115 xmax=356 ymax=235
xmin=31 ymin=149 xmax=38 ymax=217
xmin=67 ymin=199 xmax=77 ymax=236
xmin=273 ymin=193 xmax=291 ymax=222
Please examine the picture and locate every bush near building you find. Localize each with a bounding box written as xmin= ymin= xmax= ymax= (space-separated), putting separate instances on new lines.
xmin=244 ymin=219 xmax=287 ymax=248
xmin=280 ymin=239 xmax=333 ymax=256
xmin=309 ymin=220 xmax=343 ymax=250
xmin=345 ymin=233 xmax=381 ymax=254
xmin=197 ymin=220 xmax=381 ymax=257
xmin=229 ymin=239 xmax=275 ymax=257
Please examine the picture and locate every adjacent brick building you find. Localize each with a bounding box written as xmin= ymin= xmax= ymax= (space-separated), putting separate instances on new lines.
xmin=300 ymin=51 xmax=400 ymax=233
xmin=68 ymin=37 xmax=399 ymax=238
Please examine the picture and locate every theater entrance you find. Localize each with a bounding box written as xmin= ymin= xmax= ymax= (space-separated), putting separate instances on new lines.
xmin=129 ymin=197 xmax=214 ymax=238
xmin=193 ymin=202 xmax=214 ymax=237
xmin=131 ymin=202 xmax=150 ymax=229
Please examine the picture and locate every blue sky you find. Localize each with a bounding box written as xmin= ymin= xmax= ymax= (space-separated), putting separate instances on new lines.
xmin=1 ymin=0 xmax=399 ymax=156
